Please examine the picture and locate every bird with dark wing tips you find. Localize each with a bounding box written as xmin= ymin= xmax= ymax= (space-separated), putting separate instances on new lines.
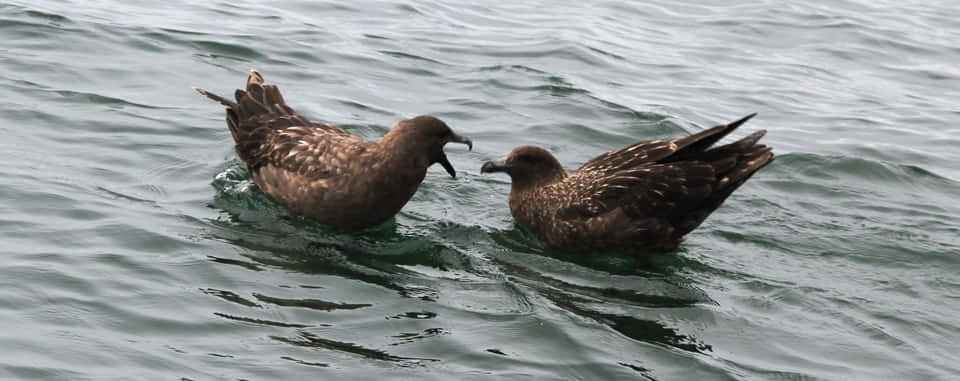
xmin=195 ymin=70 xmax=472 ymax=228
xmin=481 ymin=114 xmax=773 ymax=257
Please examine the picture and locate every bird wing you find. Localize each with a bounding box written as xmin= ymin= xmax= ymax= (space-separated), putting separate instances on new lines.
xmin=256 ymin=126 xmax=370 ymax=181
xmin=575 ymin=139 xmax=683 ymax=176
xmin=557 ymin=161 xmax=719 ymax=220
xmin=559 ymin=127 xmax=772 ymax=234
xmin=195 ymin=70 xmax=356 ymax=174
xmin=575 ymin=113 xmax=757 ymax=176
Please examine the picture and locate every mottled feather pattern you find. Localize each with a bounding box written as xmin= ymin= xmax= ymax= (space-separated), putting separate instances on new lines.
xmin=260 ymin=126 xmax=368 ymax=180
xmin=500 ymin=114 xmax=773 ymax=255
xmin=196 ymin=70 xmax=469 ymax=229
xmin=223 ymin=73 xmax=354 ymax=178
xmin=578 ymin=140 xmax=674 ymax=175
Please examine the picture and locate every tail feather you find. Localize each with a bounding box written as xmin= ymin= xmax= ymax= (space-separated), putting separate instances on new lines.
xmin=679 ymin=113 xmax=757 ymax=154
xmin=195 ymin=69 xmax=300 ymax=166
xmin=709 ymin=130 xmax=767 ymax=155
xmin=695 ymin=130 xmax=769 ymax=172
xmin=672 ymin=160 xmax=772 ymax=238
xmin=195 ymin=68 xmax=298 ymax=131
xmin=720 ymin=146 xmax=773 ymax=189
xmin=193 ymin=86 xmax=235 ymax=107
xmin=232 ymin=69 xmax=295 ymax=120
xmin=195 ymin=69 xmax=349 ymax=168
xmin=668 ymin=113 xmax=758 ymax=163
xmin=669 ymin=123 xmax=773 ymax=238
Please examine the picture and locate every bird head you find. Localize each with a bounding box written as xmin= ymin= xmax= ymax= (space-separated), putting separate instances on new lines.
xmin=481 ymin=145 xmax=566 ymax=188
xmin=382 ymin=115 xmax=472 ymax=178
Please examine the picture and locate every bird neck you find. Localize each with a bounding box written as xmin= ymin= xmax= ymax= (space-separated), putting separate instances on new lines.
xmin=376 ymin=132 xmax=431 ymax=167
xmin=365 ymin=149 xmax=428 ymax=215
xmin=510 ymin=167 xmax=567 ymax=191
xmin=508 ymin=178 xmax=558 ymax=231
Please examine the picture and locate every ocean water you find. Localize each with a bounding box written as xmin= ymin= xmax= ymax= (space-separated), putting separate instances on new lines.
xmin=2 ymin=0 xmax=959 ymax=379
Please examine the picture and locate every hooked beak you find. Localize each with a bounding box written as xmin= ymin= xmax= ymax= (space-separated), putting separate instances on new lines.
xmin=449 ymin=132 xmax=472 ymax=151
xmin=480 ymin=158 xmax=510 ymax=174
xmin=437 ymin=131 xmax=472 ymax=179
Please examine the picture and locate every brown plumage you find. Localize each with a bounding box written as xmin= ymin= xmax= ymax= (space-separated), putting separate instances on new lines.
xmin=481 ymin=114 xmax=773 ymax=256
xmin=195 ymin=70 xmax=472 ymax=228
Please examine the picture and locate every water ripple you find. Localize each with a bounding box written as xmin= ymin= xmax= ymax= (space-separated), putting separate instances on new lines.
xmin=3 ymin=0 xmax=960 ymax=379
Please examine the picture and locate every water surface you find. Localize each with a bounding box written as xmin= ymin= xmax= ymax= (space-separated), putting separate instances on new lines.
xmin=2 ymin=0 xmax=959 ymax=379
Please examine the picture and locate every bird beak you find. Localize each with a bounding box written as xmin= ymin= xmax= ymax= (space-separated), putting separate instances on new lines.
xmin=449 ymin=132 xmax=473 ymax=151
xmin=437 ymin=132 xmax=470 ymax=179
xmin=480 ymin=158 xmax=510 ymax=174
xmin=438 ymin=152 xmax=457 ymax=178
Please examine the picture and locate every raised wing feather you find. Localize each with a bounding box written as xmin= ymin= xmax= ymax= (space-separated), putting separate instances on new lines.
xmin=559 ymin=124 xmax=772 ymax=224
xmin=576 ymin=113 xmax=757 ymax=175
xmin=575 ymin=140 xmax=681 ymax=176
xmin=196 ymin=70 xmax=359 ymax=176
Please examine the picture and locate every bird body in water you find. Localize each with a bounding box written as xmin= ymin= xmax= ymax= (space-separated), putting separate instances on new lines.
xmin=482 ymin=114 xmax=773 ymax=256
xmin=195 ymin=70 xmax=472 ymax=228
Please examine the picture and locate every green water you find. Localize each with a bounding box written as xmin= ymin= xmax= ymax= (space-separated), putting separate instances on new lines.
xmin=2 ymin=1 xmax=958 ymax=379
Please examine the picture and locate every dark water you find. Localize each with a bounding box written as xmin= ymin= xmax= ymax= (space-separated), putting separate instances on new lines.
xmin=2 ymin=0 xmax=959 ymax=379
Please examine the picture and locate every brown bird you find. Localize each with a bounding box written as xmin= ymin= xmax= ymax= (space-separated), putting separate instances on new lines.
xmin=481 ymin=114 xmax=773 ymax=256
xmin=194 ymin=70 xmax=472 ymax=228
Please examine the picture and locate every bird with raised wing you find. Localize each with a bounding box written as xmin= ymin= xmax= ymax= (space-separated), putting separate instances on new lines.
xmin=195 ymin=70 xmax=472 ymax=228
xmin=481 ymin=114 xmax=773 ymax=256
